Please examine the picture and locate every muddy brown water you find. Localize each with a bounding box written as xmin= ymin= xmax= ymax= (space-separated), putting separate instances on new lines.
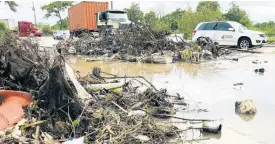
xmin=66 ymin=48 xmax=275 ymax=144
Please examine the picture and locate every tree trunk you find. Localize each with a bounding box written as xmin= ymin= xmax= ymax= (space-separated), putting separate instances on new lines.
xmin=58 ymin=12 xmax=62 ymax=30
xmin=59 ymin=19 xmax=63 ymax=30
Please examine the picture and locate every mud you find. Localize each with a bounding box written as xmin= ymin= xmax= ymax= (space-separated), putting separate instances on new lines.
xmin=66 ymin=46 xmax=275 ymax=144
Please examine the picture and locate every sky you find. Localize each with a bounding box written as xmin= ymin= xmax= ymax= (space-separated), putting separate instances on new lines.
xmin=0 ymin=1 xmax=274 ymax=26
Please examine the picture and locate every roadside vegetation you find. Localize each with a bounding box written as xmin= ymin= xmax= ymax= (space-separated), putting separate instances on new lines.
xmin=2 ymin=1 xmax=275 ymax=39
xmin=268 ymin=37 xmax=275 ymax=43
xmin=0 ymin=21 xmax=7 ymax=38
xmin=125 ymin=1 xmax=275 ymax=40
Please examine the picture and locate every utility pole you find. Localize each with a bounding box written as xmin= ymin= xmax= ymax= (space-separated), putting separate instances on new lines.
xmin=111 ymin=1 xmax=113 ymax=10
xmin=32 ymin=1 xmax=37 ymax=26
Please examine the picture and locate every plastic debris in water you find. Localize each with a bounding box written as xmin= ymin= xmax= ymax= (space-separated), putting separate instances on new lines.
xmin=62 ymin=136 xmax=84 ymax=144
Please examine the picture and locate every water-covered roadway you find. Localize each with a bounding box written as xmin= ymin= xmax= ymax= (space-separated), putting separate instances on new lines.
xmin=66 ymin=46 xmax=275 ymax=144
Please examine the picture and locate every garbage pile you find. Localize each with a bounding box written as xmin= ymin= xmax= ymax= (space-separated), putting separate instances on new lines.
xmin=60 ymin=25 xmax=222 ymax=63
xmin=0 ymin=32 xmax=49 ymax=91
xmin=0 ymin=32 xmax=83 ymax=143
xmin=0 ymin=32 xmax=222 ymax=143
xmin=73 ymin=67 xmax=223 ymax=143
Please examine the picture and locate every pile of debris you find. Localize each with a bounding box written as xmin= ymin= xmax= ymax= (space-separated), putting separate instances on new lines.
xmin=0 ymin=32 xmax=84 ymax=143
xmin=60 ymin=25 xmax=221 ymax=63
xmin=0 ymin=32 xmax=222 ymax=143
xmin=0 ymin=32 xmax=50 ymax=91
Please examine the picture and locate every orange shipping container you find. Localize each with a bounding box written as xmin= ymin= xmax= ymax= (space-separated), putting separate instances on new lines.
xmin=68 ymin=1 xmax=109 ymax=31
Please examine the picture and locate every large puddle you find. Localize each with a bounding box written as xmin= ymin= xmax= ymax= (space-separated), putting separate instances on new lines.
xmin=66 ymin=48 xmax=275 ymax=144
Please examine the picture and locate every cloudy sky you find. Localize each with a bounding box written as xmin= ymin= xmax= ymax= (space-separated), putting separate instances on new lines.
xmin=0 ymin=1 xmax=274 ymax=26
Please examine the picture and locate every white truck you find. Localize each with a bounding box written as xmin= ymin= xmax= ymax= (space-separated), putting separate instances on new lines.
xmin=0 ymin=19 xmax=18 ymax=31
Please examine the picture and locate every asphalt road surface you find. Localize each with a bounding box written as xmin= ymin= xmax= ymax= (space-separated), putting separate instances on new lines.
xmin=39 ymin=36 xmax=58 ymax=47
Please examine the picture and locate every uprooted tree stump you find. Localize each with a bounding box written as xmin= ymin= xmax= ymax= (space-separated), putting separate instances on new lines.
xmin=38 ymin=59 xmax=82 ymax=116
xmin=37 ymin=56 xmax=93 ymax=139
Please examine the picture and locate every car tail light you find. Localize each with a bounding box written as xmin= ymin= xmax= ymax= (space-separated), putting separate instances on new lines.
xmin=193 ymin=30 xmax=197 ymax=36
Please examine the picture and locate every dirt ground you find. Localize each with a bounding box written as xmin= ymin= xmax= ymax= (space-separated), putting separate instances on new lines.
xmin=39 ymin=36 xmax=59 ymax=47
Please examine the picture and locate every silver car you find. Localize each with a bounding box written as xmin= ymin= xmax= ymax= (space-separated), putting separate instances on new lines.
xmin=53 ymin=31 xmax=63 ymax=40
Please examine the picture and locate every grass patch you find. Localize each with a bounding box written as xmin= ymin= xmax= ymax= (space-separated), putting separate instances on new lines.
xmin=268 ymin=37 xmax=275 ymax=43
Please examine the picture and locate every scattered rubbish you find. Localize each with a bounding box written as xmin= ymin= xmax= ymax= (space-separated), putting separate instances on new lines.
xmin=254 ymin=68 xmax=265 ymax=73
xmin=235 ymin=99 xmax=257 ymax=114
xmin=0 ymin=30 xmax=224 ymax=143
xmin=62 ymin=137 xmax=84 ymax=144
xmin=252 ymin=61 xmax=258 ymax=64
xmin=57 ymin=26 xmax=233 ymax=63
xmin=233 ymin=83 xmax=243 ymax=86
xmin=133 ymin=135 xmax=150 ymax=142
xmin=128 ymin=110 xmax=146 ymax=117
xmin=198 ymin=109 xmax=209 ymax=113
xmin=86 ymin=58 xmax=99 ymax=62
xmin=151 ymin=107 xmax=175 ymax=119
xmin=202 ymin=121 xmax=222 ymax=134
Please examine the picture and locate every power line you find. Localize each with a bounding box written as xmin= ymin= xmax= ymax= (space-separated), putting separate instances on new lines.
xmin=32 ymin=1 xmax=37 ymax=25
xmin=111 ymin=1 xmax=113 ymax=10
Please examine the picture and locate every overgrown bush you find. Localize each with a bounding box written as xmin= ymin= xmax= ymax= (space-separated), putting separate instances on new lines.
xmin=268 ymin=37 xmax=275 ymax=43
xmin=42 ymin=25 xmax=53 ymax=35
xmin=127 ymin=2 xmax=275 ymax=40
xmin=37 ymin=24 xmax=53 ymax=35
xmin=0 ymin=21 xmax=7 ymax=38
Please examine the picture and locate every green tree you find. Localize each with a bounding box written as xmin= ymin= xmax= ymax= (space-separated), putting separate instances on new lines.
xmin=197 ymin=1 xmax=220 ymax=11
xmin=254 ymin=21 xmax=275 ymax=35
xmin=196 ymin=1 xmax=222 ymax=21
xmin=144 ymin=11 xmax=158 ymax=26
xmin=37 ymin=23 xmax=53 ymax=35
xmin=124 ymin=3 xmax=144 ymax=24
xmin=223 ymin=2 xmax=252 ymax=27
xmin=52 ymin=17 xmax=69 ymax=30
xmin=176 ymin=2 xmax=222 ymax=39
xmin=0 ymin=22 xmax=6 ymax=31
xmin=41 ymin=1 xmax=73 ymax=30
xmin=162 ymin=9 xmax=185 ymax=31
xmin=0 ymin=21 xmax=7 ymax=37
xmin=177 ymin=9 xmax=198 ymax=38
xmin=0 ymin=1 xmax=19 ymax=12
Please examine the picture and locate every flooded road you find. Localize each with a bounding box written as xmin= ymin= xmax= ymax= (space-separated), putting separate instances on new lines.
xmin=67 ymin=47 xmax=275 ymax=144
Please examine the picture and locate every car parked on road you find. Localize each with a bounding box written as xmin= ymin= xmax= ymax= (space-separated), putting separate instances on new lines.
xmin=53 ymin=31 xmax=63 ymax=40
xmin=53 ymin=30 xmax=70 ymax=40
xmin=192 ymin=21 xmax=268 ymax=49
xmin=62 ymin=30 xmax=70 ymax=39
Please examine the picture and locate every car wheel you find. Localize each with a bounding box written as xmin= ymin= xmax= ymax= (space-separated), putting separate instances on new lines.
xmin=238 ymin=38 xmax=251 ymax=49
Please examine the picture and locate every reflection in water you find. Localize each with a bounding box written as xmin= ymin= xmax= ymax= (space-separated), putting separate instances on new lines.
xmin=66 ymin=56 xmax=174 ymax=77
xmin=177 ymin=63 xmax=201 ymax=78
xmin=185 ymin=131 xmax=222 ymax=143
xmin=235 ymin=112 xmax=256 ymax=122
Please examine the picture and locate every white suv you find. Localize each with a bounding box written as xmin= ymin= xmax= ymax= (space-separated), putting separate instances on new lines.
xmin=192 ymin=21 xmax=268 ymax=49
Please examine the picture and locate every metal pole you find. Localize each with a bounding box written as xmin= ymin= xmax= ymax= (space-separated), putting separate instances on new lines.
xmin=111 ymin=1 xmax=113 ymax=10
xmin=32 ymin=1 xmax=37 ymax=25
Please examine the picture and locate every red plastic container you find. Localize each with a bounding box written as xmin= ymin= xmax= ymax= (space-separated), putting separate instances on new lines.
xmin=0 ymin=90 xmax=32 ymax=130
